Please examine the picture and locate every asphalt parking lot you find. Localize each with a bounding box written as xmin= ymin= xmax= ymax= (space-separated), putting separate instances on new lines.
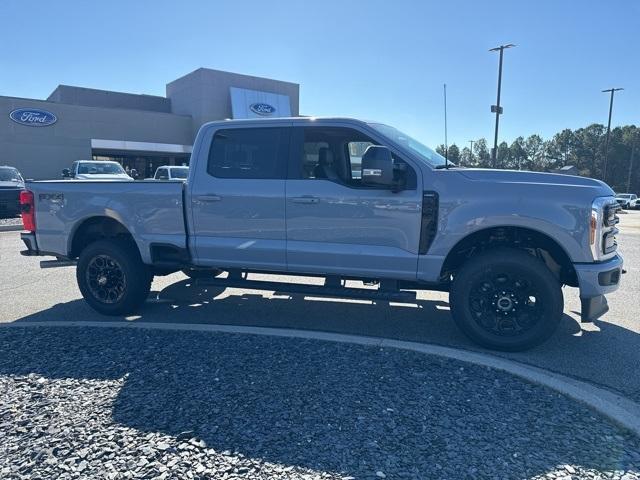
xmin=1 ymin=211 xmax=639 ymax=401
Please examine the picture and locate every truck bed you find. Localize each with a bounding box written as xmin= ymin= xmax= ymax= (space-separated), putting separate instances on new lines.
xmin=27 ymin=180 xmax=186 ymax=263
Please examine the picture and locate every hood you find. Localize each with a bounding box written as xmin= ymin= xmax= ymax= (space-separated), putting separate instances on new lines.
xmin=0 ymin=180 xmax=24 ymax=189
xmin=458 ymin=168 xmax=613 ymax=194
xmin=74 ymin=173 xmax=133 ymax=181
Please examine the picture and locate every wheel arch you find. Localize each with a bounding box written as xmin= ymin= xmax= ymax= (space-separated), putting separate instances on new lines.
xmin=440 ymin=225 xmax=578 ymax=286
xmin=69 ymin=216 xmax=138 ymax=259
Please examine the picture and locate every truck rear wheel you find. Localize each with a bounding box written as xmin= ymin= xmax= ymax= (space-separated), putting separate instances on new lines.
xmin=449 ymin=248 xmax=563 ymax=351
xmin=77 ymin=239 xmax=152 ymax=316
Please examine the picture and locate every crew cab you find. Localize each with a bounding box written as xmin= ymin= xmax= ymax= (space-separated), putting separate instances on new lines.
xmin=19 ymin=118 xmax=624 ymax=351
xmin=62 ymin=160 xmax=133 ymax=181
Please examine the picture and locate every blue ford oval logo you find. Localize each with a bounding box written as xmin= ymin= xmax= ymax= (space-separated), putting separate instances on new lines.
xmin=9 ymin=108 xmax=57 ymax=127
xmin=249 ymin=103 xmax=276 ymax=116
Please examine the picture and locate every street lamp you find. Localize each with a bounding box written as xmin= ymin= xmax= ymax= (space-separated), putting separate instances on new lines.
xmin=601 ymin=87 xmax=623 ymax=182
xmin=489 ymin=43 xmax=516 ymax=166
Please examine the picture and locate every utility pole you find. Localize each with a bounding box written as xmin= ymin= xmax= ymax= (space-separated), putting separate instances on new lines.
xmin=489 ymin=44 xmax=515 ymax=166
xmin=601 ymin=87 xmax=623 ymax=182
xmin=468 ymin=139 xmax=474 ymax=165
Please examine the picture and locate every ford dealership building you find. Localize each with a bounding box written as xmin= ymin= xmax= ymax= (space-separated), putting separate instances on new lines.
xmin=0 ymin=68 xmax=299 ymax=179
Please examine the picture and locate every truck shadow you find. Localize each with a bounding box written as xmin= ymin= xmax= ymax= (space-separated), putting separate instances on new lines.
xmin=9 ymin=277 xmax=639 ymax=400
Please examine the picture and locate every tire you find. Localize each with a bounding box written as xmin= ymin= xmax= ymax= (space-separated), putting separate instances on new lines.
xmin=449 ymin=247 xmax=563 ymax=351
xmin=77 ymin=239 xmax=152 ymax=315
xmin=181 ymin=268 xmax=223 ymax=279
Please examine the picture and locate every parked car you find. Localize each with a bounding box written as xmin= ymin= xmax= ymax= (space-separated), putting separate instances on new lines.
xmin=62 ymin=160 xmax=133 ymax=181
xmin=153 ymin=165 xmax=189 ymax=181
xmin=615 ymin=193 xmax=638 ymax=210
xmin=0 ymin=166 xmax=25 ymax=218
xmin=19 ymin=117 xmax=624 ymax=351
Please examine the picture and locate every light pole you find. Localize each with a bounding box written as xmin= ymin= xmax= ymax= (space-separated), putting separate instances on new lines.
xmin=443 ymin=84 xmax=448 ymax=163
xmin=468 ymin=139 xmax=475 ymax=165
xmin=601 ymin=87 xmax=623 ymax=182
xmin=489 ymin=44 xmax=516 ymax=166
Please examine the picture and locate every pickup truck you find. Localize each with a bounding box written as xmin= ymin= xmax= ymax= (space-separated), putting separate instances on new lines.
xmin=19 ymin=117 xmax=624 ymax=351
xmin=62 ymin=160 xmax=133 ymax=181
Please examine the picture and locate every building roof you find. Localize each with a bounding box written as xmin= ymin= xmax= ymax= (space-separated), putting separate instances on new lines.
xmin=47 ymin=85 xmax=171 ymax=113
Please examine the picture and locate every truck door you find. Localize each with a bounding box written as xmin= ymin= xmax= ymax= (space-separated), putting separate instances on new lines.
xmin=189 ymin=124 xmax=290 ymax=270
xmin=285 ymin=125 xmax=422 ymax=279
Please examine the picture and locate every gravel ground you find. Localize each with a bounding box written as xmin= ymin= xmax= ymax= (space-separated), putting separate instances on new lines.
xmin=0 ymin=217 xmax=21 ymax=226
xmin=0 ymin=327 xmax=638 ymax=479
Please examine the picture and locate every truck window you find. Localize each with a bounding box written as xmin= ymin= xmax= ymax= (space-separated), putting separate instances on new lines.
xmin=298 ymin=127 xmax=373 ymax=183
xmin=207 ymin=127 xmax=288 ymax=179
xmin=296 ymin=127 xmax=416 ymax=189
xmin=154 ymin=168 xmax=166 ymax=179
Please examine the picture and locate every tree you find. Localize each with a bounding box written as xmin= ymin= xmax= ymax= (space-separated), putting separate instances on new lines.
xmin=448 ymin=144 xmax=460 ymax=164
xmin=509 ymin=137 xmax=527 ymax=170
xmin=431 ymin=122 xmax=640 ymax=193
xmin=473 ymin=139 xmax=491 ymax=168
xmin=460 ymin=146 xmax=473 ymax=166
xmin=523 ymin=135 xmax=545 ymax=171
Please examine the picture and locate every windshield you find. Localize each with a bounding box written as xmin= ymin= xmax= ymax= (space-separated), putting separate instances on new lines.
xmin=368 ymin=123 xmax=449 ymax=167
xmin=0 ymin=167 xmax=23 ymax=182
xmin=617 ymin=194 xmax=631 ymax=199
xmin=170 ymin=167 xmax=188 ymax=179
xmin=77 ymin=162 xmax=126 ymax=175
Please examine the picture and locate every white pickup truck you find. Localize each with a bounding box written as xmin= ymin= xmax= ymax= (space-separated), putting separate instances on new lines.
xmin=19 ymin=117 xmax=624 ymax=351
xmin=62 ymin=160 xmax=133 ymax=181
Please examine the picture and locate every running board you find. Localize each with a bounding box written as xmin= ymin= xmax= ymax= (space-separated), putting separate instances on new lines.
xmin=40 ymin=259 xmax=77 ymax=268
xmin=196 ymin=277 xmax=417 ymax=302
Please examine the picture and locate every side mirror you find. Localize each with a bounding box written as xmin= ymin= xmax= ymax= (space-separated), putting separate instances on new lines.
xmin=361 ymin=146 xmax=394 ymax=188
xmin=61 ymin=168 xmax=71 ymax=178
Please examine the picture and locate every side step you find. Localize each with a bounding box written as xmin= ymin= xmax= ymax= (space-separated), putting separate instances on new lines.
xmin=196 ymin=276 xmax=417 ymax=302
xmin=40 ymin=259 xmax=77 ymax=268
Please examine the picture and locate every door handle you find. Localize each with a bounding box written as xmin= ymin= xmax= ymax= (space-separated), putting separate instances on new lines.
xmin=291 ymin=196 xmax=319 ymax=204
xmin=196 ymin=194 xmax=222 ymax=202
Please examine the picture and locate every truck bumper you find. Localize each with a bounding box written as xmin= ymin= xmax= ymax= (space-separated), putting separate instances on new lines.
xmin=574 ymin=254 xmax=624 ymax=322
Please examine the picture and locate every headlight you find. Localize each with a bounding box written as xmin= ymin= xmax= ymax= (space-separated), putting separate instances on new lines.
xmin=590 ymin=197 xmax=619 ymax=261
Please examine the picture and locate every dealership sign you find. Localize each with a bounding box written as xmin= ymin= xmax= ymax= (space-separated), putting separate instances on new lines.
xmin=9 ymin=108 xmax=57 ymax=127
xmin=249 ymin=103 xmax=276 ymax=116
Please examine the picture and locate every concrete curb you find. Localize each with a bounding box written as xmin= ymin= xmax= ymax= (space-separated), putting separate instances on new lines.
xmin=3 ymin=320 xmax=640 ymax=437
xmin=0 ymin=224 xmax=23 ymax=232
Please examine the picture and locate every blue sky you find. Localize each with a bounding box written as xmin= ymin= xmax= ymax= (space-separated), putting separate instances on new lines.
xmin=1 ymin=0 xmax=637 ymax=148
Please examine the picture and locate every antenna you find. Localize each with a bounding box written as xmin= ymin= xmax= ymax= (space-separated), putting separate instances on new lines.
xmin=444 ymin=83 xmax=448 ymax=167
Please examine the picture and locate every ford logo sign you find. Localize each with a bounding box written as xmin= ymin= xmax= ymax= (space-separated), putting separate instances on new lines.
xmin=249 ymin=103 xmax=276 ymax=116
xmin=9 ymin=108 xmax=57 ymax=127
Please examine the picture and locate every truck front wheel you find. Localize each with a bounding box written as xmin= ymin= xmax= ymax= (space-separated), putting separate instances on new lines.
xmin=77 ymin=239 xmax=152 ymax=316
xmin=450 ymin=248 xmax=563 ymax=351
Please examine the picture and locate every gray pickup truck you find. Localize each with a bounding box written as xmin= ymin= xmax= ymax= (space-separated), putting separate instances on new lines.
xmin=19 ymin=117 xmax=624 ymax=351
